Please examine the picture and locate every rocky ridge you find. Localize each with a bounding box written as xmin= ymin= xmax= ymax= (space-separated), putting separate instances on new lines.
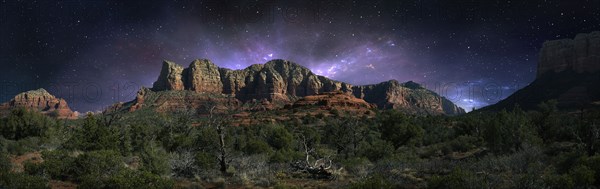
xmin=0 ymin=88 xmax=78 ymax=119
xmin=140 ymin=59 xmax=465 ymax=115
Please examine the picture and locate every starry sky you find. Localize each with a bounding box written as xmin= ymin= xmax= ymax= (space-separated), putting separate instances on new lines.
xmin=1 ymin=0 xmax=599 ymax=112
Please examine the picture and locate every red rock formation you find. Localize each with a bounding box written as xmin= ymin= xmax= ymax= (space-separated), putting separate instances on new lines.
xmin=538 ymin=31 xmax=600 ymax=77
xmin=187 ymin=59 xmax=223 ymax=93
xmin=482 ymin=31 xmax=600 ymax=111
xmin=152 ymin=60 xmax=185 ymax=91
xmin=144 ymin=59 xmax=465 ymax=115
xmin=292 ymin=91 xmax=375 ymax=110
xmin=0 ymin=89 xmax=78 ymax=119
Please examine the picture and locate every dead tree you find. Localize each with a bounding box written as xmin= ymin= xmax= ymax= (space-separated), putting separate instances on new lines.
xmin=206 ymin=105 xmax=231 ymax=176
xmin=290 ymin=135 xmax=334 ymax=179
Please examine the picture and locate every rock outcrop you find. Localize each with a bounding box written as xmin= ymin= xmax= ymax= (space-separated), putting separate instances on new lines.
xmin=292 ymin=91 xmax=375 ymax=110
xmin=0 ymin=89 xmax=78 ymax=119
xmin=353 ymin=80 xmax=465 ymax=115
xmin=143 ymin=59 xmax=465 ymax=115
xmin=538 ymin=31 xmax=600 ymax=77
xmin=482 ymin=31 xmax=600 ymax=111
xmin=152 ymin=61 xmax=185 ymax=91
xmin=188 ymin=59 xmax=223 ymax=93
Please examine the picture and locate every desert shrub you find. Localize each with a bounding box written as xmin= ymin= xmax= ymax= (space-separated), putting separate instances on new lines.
xmin=357 ymin=139 xmax=395 ymax=162
xmin=0 ymin=172 xmax=49 ymax=189
xmin=584 ymin=155 xmax=600 ymax=185
xmin=266 ymin=125 xmax=293 ymax=150
xmin=453 ymin=135 xmax=483 ymax=152
xmin=482 ymin=108 xmax=541 ymax=154
xmin=38 ymin=150 xmax=76 ymax=180
xmin=316 ymin=113 xmax=325 ymax=119
xmin=1 ymin=137 xmax=42 ymax=155
xmin=427 ymin=168 xmax=486 ymax=189
xmin=67 ymin=114 xmax=119 ymax=151
xmin=244 ymin=138 xmax=273 ymax=155
xmin=422 ymin=122 xmax=455 ymax=145
xmin=322 ymin=118 xmax=370 ymax=158
xmin=169 ymin=151 xmax=196 ymax=178
xmin=74 ymin=150 xmax=124 ymax=181
xmin=78 ymin=169 xmax=174 ymax=189
xmin=107 ymin=169 xmax=174 ymax=189
xmin=0 ymin=108 xmax=55 ymax=140
xmin=195 ymin=151 xmax=216 ymax=170
xmin=193 ymin=126 xmax=219 ymax=152
xmin=231 ymin=154 xmax=273 ymax=187
xmin=139 ymin=142 xmax=170 ymax=175
xmin=569 ymin=165 xmax=595 ymax=187
xmin=0 ymin=156 xmax=9 ymax=173
xmin=330 ymin=109 xmax=340 ymax=117
xmin=377 ymin=111 xmax=424 ymax=148
xmin=554 ymin=151 xmax=586 ymax=174
xmin=23 ymin=160 xmax=43 ymax=176
xmin=350 ymin=174 xmax=397 ymax=189
xmin=543 ymin=174 xmax=574 ymax=189
xmin=269 ymin=149 xmax=302 ymax=163
xmin=340 ymin=157 xmax=372 ymax=178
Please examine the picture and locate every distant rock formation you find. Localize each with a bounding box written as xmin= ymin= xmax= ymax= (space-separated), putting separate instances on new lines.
xmin=482 ymin=31 xmax=600 ymax=111
xmin=538 ymin=31 xmax=600 ymax=77
xmin=141 ymin=59 xmax=465 ymax=115
xmin=0 ymin=89 xmax=78 ymax=119
xmin=292 ymin=91 xmax=375 ymax=110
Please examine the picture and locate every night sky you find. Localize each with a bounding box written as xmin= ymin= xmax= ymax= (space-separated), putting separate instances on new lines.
xmin=1 ymin=0 xmax=599 ymax=112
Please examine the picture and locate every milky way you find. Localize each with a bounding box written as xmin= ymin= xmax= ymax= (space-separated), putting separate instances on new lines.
xmin=1 ymin=0 xmax=599 ymax=112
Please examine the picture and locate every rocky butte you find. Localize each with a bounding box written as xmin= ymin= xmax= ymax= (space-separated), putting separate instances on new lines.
xmin=122 ymin=59 xmax=465 ymax=115
xmin=537 ymin=31 xmax=600 ymax=77
xmin=482 ymin=31 xmax=600 ymax=111
xmin=0 ymin=88 xmax=78 ymax=119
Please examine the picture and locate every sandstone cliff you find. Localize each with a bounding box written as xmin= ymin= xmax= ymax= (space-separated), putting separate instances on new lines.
xmin=483 ymin=31 xmax=600 ymax=111
xmin=538 ymin=31 xmax=600 ymax=77
xmin=0 ymin=89 xmax=78 ymax=119
xmin=144 ymin=59 xmax=464 ymax=115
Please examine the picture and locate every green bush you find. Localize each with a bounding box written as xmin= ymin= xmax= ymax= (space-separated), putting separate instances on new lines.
xmin=427 ymin=168 xmax=486 ymax=189
xmin=378 ymin=111 xmax=424 ymax=148
xmin=38 ymin=150 xmax=76 ymax=180
xmin=0 ymin=108 xmax=55 ymax=140
xmin=585 ymin=155 xmax=600 ymax=185
xmin=195 ymin=151 xmax=216 ymax=170
xmin=244 ymin=138 xmax=273 ymax=155
xmin=445 ymin=135 xmax=483 ymax=153
xmin=270 ymin=149 xmax=302 ymax=163
xmin=350 ymin=174 xmax=396 ymax=189
xmin=358 ymin=139 xmax=395 ymax=162
xmin=569 ymin=165 xmax=595 ymax=187
xmin=74 ymin=150 xmax=124 ymax=180
xmin=0 ymin=153 xmax=11 ymax=173
xmin=543 ymin=174 xmax=574 ymax=189
xmin=0 ymin=136 xmax=44 ymax=156
xmin=139 ymin=142 xmax=169 ymax=175
xmin=0 ymin=172 xmax=49 ymax=189
xmin=266 ymin=125 xmax=293 ymax=150
xmin=79 ymin=169 xmax=174 ymax=189
xmin=67 ymin=114 xmax=119 ymax=151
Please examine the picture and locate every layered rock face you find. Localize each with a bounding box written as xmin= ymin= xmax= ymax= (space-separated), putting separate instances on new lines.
xmin=292 ymin=91 xmax=375 ymax=110
xmin=147 ymin=59 xmax=464 ymax=115
xmin=0 ymin=89 xmax=78 ymax=119
xmin=538 ymin=31 xmax=600 ymax=77
xmin=482 ymin=31 xmax=600 ymax=111
xmin=353 ymin=80 xmax=465 ymax=115
xmin=152 ymin=61 xmax=185 ymax=91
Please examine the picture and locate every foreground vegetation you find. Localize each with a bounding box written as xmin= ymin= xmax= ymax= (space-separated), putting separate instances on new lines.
xmin=1 ymin=101 xmax=600 ymax=188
